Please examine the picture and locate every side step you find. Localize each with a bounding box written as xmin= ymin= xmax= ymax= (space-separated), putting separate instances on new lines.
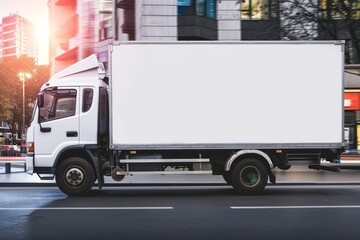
xmin=37 ymin=173 xmax=55 ymax=180
xmin=313 ymin=160 xmax=360 ymax=171
xmin=308 ymin=164 xmax=340 ymax=173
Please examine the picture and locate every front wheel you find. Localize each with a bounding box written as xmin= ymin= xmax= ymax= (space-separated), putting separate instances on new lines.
xmin=231 ymin=158 xmax=268 ymax=195
xmin=56 ymin=157 xmax=95 ymax=196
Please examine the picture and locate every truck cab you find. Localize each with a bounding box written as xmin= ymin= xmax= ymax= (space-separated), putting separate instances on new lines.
xmin=26 ymin=55 xmax=108 ymax=187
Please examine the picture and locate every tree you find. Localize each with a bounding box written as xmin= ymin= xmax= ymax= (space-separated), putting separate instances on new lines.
xmin=280 ymin=0 xmax=318 ymax=40
xmin=280 ymin=0 xmax=360 ymax=63
xmin=0 ymin=56 xmax=50 ymax=139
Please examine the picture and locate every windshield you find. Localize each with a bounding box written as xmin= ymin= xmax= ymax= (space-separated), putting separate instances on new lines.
xmin=30 ymin=99 xmax=37 ymax=124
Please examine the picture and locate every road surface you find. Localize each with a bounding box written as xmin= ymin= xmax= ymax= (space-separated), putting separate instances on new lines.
xmin=1 ymin=184 xmax=360 ymax=240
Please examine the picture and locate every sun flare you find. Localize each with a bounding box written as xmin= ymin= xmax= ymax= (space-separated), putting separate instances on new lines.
xmin=36 ymin=22 xmax=49 ymax=42
xmin=35 ymin=22 xmax=49 ymax=64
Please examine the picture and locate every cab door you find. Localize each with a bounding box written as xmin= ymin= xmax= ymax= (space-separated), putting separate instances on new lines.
xmin=34 ymin=87 xmax=80 ymax=168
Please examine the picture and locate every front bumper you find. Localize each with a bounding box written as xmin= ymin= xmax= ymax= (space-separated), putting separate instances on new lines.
xmin=26 ymin=153 xmax=34 ymax=174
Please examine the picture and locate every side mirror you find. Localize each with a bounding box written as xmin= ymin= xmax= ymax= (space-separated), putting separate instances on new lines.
xmin=37 ymin=93 xmax=44 ymax=108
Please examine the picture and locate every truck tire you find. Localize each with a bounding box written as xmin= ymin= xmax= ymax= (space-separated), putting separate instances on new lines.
xmin=231 ymin=158 xmax=268 ymax=195
xmin=223 ymin=172 xmax=233 ymax=185
xmin=56 ymin=157 xmax=95 ymax=196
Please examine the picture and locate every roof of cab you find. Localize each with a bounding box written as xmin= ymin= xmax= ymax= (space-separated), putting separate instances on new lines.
xmin=41 ymin=54 xmax=106 ymax=90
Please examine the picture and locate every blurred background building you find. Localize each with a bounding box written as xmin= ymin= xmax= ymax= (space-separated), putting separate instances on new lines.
xmin=46 ymin=0 xmax=360 ymax=150
xmin=48 ymin=0 xmax=360 ymax=75
xmin=48 ymin=0 xmax=113 ymax=73
xmin=0 ymin=24 xmax=2 ymax=58
xmin=0 ymin=13 xmax=37 ymax=63
xmin=48 ymin=0 xmax=242 ymax=74
xmin=344 ymin=65 xmax=360 ymax=151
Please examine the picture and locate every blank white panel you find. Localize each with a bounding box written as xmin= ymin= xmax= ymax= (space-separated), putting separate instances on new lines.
xmin=110 ymin=42 xmax=343 ymax=146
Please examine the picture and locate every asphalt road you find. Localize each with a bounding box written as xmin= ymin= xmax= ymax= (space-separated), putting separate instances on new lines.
xmin=1 ymin=185 xmax=360 ymax=240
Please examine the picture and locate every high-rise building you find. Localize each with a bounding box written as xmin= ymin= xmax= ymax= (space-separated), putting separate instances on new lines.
xmin=48 ymin=0 xmax=113 ymax=74
xmin=48 ymin=0 xmax=360 ymax=74
xmin=0 ymin=13 xmax=37 ymax=62
xmin=0 ymin=24 xmax=3 ymax=58
xmin=48 ymin=0 xmax=79 ymax=74
xmin=95 ymin=0 xmax=113 ymax=68
xmin=49 ymin=0 xmax=242 ymax=74
xmin=115 ymin=0 xmax=241 ymax=41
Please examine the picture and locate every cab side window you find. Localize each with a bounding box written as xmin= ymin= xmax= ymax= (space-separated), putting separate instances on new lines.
xmin=82 ymin=88 xmax=93 ymax=112
xmin=39 ymin=89 xmax=77 ymax=122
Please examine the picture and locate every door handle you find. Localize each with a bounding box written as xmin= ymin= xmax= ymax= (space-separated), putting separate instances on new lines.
xmin=66 ymin=131 xmax=78 ymax=137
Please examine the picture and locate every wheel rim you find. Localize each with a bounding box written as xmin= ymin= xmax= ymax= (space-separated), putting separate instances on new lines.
xmin=240 ymin=166 xmax=261 ymax=187
xmin=64 ymin=167 xmax=85 ymax=188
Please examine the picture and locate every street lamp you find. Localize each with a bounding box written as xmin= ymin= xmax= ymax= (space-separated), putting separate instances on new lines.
xmin=18 ymin=72 xmax=32 ymax=145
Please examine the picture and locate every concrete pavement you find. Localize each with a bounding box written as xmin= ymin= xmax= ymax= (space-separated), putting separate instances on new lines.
xmin=1 ymin=162 xmax=360 ymax=186
xmin=1 ymin=148 xmax=360 ymax=185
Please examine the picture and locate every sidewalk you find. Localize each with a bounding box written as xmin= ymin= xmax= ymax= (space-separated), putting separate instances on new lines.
xmin=341 ymin=150 xmax=360 ymax=160
xmin=1 ymin=149 xmax=360 ymax=185
xmin=0 ymin=163 xmax=359 ymax=186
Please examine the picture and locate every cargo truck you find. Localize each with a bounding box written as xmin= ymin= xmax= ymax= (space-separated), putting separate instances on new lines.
xmin=26 ymin=41 xmax=345 ymax=196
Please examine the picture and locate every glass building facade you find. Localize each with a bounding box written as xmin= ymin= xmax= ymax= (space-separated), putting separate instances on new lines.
xmin=178 ymin=0 xmax=216 ymax=19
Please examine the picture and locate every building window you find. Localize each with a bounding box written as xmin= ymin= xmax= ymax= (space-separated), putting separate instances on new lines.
xmin=3 ymin=47 xmax=16 ymax=55
xmin=178 ymin=0 xmax=191 ymax=6
xmin=178 ymin=0 xmax=216 ymax=19
xmin=178 ymin=0 xmax=195 ymax=15
xmin=2 ymin=24 xmax=16 ymax=32
xmin=319 ymin=0 xmax=360 ymax=20
xmin=206 ymin=0 xmax=216 ymax=18
xmin=196 ymin=0 xmax=205 ymax=16
xmin=3 ymin=32 xmax=16 ymax=39
xmin=353 ymin=2 xmax=360 ymax=19
xmin=269 ymin=0 xmax=279 ymax=18
xmin=99 ymin=18 xmax=113 ymax=41
xmin=241 ymin=0 xmax=273 ymax=20
xmin=2 ymin=40 xmax=15 ymax=48
xmin=2 ymin=15 xmax=17 ymax=25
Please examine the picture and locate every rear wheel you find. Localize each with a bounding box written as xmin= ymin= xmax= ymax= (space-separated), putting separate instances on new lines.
xmin=231 ymin=158 xmax=268 ymax=195
xmin=223 ymin=172 xmax=232 ymax=185
xmin=56 ymin=157 xmax=95 ymax=196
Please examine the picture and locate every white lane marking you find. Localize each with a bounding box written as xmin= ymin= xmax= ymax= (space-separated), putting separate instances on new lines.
xmin=0 ymin=207 xmax=173 ymax=211
xmin=231 ymin=206 xmax=360 ymax=210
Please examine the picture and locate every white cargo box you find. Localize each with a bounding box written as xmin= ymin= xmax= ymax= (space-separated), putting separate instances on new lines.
xmin=109 ymin=41 xmax=344 ymax=150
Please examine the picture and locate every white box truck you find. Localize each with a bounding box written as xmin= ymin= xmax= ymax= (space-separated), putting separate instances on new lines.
xmin=26 ymin=41 xmax=344 ymax=196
